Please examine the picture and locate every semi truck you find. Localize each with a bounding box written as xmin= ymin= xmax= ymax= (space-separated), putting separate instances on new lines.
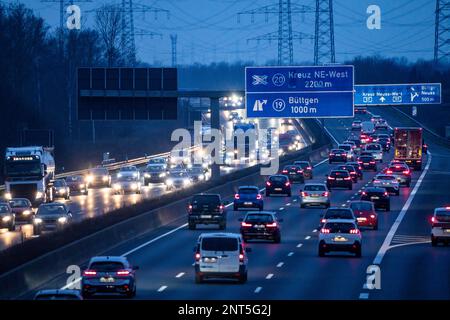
xmin=393 ymin=127 xmax=423 ymax=170
xmin=4 ymin=146 xmax=55 ymax=205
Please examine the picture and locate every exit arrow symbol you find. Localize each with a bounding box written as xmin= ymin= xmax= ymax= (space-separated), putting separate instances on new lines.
xmin=380 ymin=96 xmax=386 ymax=102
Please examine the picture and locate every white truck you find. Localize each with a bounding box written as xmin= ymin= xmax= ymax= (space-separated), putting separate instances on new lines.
xmin=4 ymin=146 xmax=55 ymax=205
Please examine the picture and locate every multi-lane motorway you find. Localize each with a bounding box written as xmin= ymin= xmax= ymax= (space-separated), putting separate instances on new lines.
xmin=22 ymin=108 xmax=449 ymax=300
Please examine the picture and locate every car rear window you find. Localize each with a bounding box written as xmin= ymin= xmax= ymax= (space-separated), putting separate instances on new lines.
xmin=245 ymin=214 xmax=274 ymax=223
xmin=269 ymin=176 xmax=287 ymax=182
xmin=337 ymin=166 xmax=355 ymax=172
xmin=350 ymin=202 xmax=372 ymax=211
xmin=239 ymin=188 xmax=258 ymax=194
xmin=325 ymin=209 xmax=353 ymax=219
xmin=324 ymin=222 xmax=355 ymax=233
xmin=338 ymin=145 xmax=351 ymax=151
xmin=304 ymin=185 xmax=326 ymax=191
xmin=192 ymin=195 xmax=220 ymax=206
xmin=201 ymin=237 xmax=238 ymax=251
xmin=377 ymin=176 xmax=395 ymax=181
xmin=389 ymin=166 xmax=406 ymax=172
xmin=331 ymin=149 xmax=344 ymax=154
xmin=89 ymin=261 xmax=125 ymax=271
xmin=37 ymin=205 xmax=66 ymax=215
xmin=91 ymin=168 xmax=108 ymax=175
xmin=330 ymin=171 xmax=349 ymax=178
xmin=366 ymin=144 xmax=381 ymax=151
xmin=359 ymin=156 xmax=374 ymax=162
xmin=294 ymin=162 xmax=309 ymax=168
xmin=284 ymin=165 xmax=299 ymax=171
xmin=435 ymin=210 xmax=450 ymax=222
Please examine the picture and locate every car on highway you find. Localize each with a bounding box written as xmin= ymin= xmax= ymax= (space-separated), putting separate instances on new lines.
xmin=378 ymin=137 xmax=391 ymax=152
xmin=147 ymin=156 xmax=168 ymax=169
xmin=0 ymin=202 xmax=15 ymax=231
xmin=194 ymin=233 xmax=250 ymax=284
xmin=346 ymin=136 xmax=361 ymax=149
xmin=234 ymin=186 xmax=263 ymax=211
xmin=318 ymin=219 xmax=362 ymax=257
xmin=188 ymin=164 xmax=208 ymax=183
xmin=361 ymin=121 xmax=375 ymax=135
xmin=431 ymin=207 xmax=450 ymax=246
xmin=81 ymin=256 xmax=138 ymax=298
xmin=355 ymin=106 xmax=367 ymax=114
xmin=33 ymin=202 xmax=73 ymax=235
xmin=349 ymin=201 xmax=378 ymax=230
xmin=265 ymin=175 xmax=292 ymax=197
xmin=357 ymin=155 xmax=377 ymax=171
xmin=338 ymin=144 xmax=356 ymax=161
xmin=51 ymin=179 xmax=70 ymax=200
xmin=165 ymin=170 xmax=192 ymax=190
xmin=359 ymin=132 xmax=373 ymax=145
xmin=112 ymin=174 xmax=142 ymax=194
xmin=65 ymin=175 xmax=88 ymax=195
xmin=372 ymin=174 xmax=400 ymax=195
xmin=351 ymin=120 xmax=362 ymax=131
xmin=363 ymin=143 xmax=383 ymax=162
xmin=346 ymin=161 xmax=363 ymax=179
xmin=319 ymin=207 xmax=356 ymax=228
xmin=326 ymin=170 xmax=353 ymax=190
xmin=360 ymin=187 xmax=390 ymax=211
xmin=33 ymin=289 xmax=83 ymax=300
xmin=239 ymin=211 xmax=282 ymax=243
xmin=8 ymin=198 xmax=33 ymax=223
xmin=86 ymin=167 xmax=111 ymax=188
xmin=371 ymin=115 xmax=382 ymax=123
xmin=342 ymin=140 xmax=357 ymax=151
xmin=118 ymin=166 xmax=140 ymax=180
xmin=187 ymin=194 xmax=228 ymax=230
xmin=384 ymin=163 xmax=412 ymax=187
xmin=334 ymin=164 xmax=359 ymax=182
xmin=293 ymin=160 xmax=313 ymax=179
xmin=328 ymin=149 xmax=347 ymax=164
xmin=375 ymin=119 xmax=389 ymax=130
xmin=300 ymin=183 xmax=330 ymax=208
xmin=281 ymin=164 xmax=304 ymax=183
xmin=143 ymin=163 xmax=167 ymax=185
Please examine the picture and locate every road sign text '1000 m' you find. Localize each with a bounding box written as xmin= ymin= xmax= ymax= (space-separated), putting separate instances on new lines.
xmin=245 ymin=65 xmax=354 ymax=119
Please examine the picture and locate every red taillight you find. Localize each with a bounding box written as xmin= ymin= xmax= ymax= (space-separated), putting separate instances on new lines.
xmin=83 ymin=270 xmax=97 ymax=276
xmin=266 ymin=222 xmax=277 ymax=228
xmin=328 ymin=176 xmax=335 ymax=180
xmin=301 ymin=191 xmax=308 ymax=197
xmin=349 ymin=229 xmax=360 ymax=234
xmin=117 ymin=270 xmax=130 ymax=276
xmin=386 ymin=170 xmax=393 ymax=174
xmin=307 ymin=166 xmax=312 ymax=170
xmin=195 ymin=253 xmax=201 ymax=261
xmin=188 ymin=204 xmax=193 ymax=211
xmin=362 ymin=191 xmax=367 ymax=196
xmin=234 ymin=194 xmax=240 ymax=200
xmin=241 ymin=222 xmax=252 ymax=227
xmin=282 ymin=170 xmax=288 ymax=174
xmin=431 ymin=216 xmax=436 ymax=223
xmin=297 ymin=170 xmax=303 ymax=174
xmin=357 ymin=161 xmax=362 ymax=164
xmin=344 ymin=177 xmax=351 ymax=180
xmin=219 ymin=205 xmax=224 ymax=210
xmin=285 ymin=182 xmax=290 ymax=187
xmin=321 ymin=228 xmax=330 ymax=233
xmin=402 ymin=170 xmax=410 ymax=175
xmin=322 ymin=192 xmax=329 ymax=197
xmin=239 ymin=253 xmax=244 ymax=262
xmin=395 ymin=165 xmax=400 ymax=168
xmin=359 ymin=166 xmax=362 ymax=170
xmin=321 ymin=218 xmax=326 ymax=224
xmin=374 ymin=180 xmax=380 ymax=183
xmin=370 ymin=214 xmax=376 ymax=219
xmin=384 ymin=192 xmax=388 ymax=196
xmin=446 ymin=207 xmax=450 ymax=210
xmin=266 ymin=181 xmax=271 ymax=186
xmin=370 ymin=161 xmax=376 ymax=164
xmin=256 ymin=194 xmax=262 ymax=200
xmin=329 ymin=153 xmax=334 ymax=156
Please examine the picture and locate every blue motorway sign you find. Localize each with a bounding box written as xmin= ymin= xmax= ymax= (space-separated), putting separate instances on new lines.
xmin=245 ymin=65 xmax=354 ymax=118
xmin=354 ymin=83 xmax=441 ymax=106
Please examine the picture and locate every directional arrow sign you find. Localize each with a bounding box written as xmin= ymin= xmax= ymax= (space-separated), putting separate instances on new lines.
xmin=245 ymin=65 xmax=354 ymax=118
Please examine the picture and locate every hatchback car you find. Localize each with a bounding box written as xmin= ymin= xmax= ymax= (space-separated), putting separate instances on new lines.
xmin=360 ymin=187 xmax=390 ymax=211
xmin=328 ymin=149 xmax=347 ymax=163
xmin=52 ymin=179 xmax=70 ymax=200
xmin=281 ymin=165 xmax=304 ymax=183
xmin=349 ymin=201 xmax=378 ymax=230
xmin=384 ymin=164 xmax=412 ymax=187
xmin=239 ymin=212 xmax=282 ymax=243
xmin=34 ymin=289 xmax=83 ymax=300
xmin=372 ymin=174 xmax=400 ymax=195
xmin=33 ymin=203 xmax=73 ymax=235
xmin=335 ymin=164 xmax=358 ymax=182
xmin=431 ymin=207 xmax=450 ymax=246
xmin=234 ymin=186 xmax=263 ymax=211
xmin=346 ymin=161 xmax=363 ymax=179
xmin=0 ymin=202 xmax=15 ymax=231
xmin=265 ymin=175 xmax=291 ymax=197
xmin=9 ymin=198 xmax=33 ymax=223
xmin=319 ymin=207 xmax=356 ymax=228
xmin=357 ymin=155 xmax=377 ymax=171
xmin=293 ymin=160 xmax=313 ymax=179
xmin=86 ymin=167 xmax=111 ymax=188
xmin=318 ymin=220 xmax=362 ymax=257
xmin=326 ymin=170 xmax=353 ymax=190
xmin=65 ymin=175 xmax=88 ymax=195
xmin=300 ymin=183 xmax=330 ymax=208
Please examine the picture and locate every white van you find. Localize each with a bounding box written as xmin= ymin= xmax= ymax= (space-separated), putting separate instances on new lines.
xmin=194 ymin=233 xmax=250 ymax=283
xmin=361 ymin=121 xmax=375 ymax=134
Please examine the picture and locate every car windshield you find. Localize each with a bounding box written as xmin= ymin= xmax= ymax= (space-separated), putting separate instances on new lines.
xmin=0 ymin=205 xmax=10 ymax=213
xmin=245 ymin=214 xmax=274 ymax=223
xmin=35 ymin=294 xmax=80 ymax=300
xmin=89 ymin=261 xmax=125 ymax=271
xmin=67 ymin=176 xmax=83 ymax=182
xmin=337 ymin=166 xmax=354 ymax=172
xmin=359 ymin=156 xmax=374 ymax=162
xmin=339 ymin=145 xmax=351 ymax=151
xmin=147 ymin=165 xmax=165 ymax=172
xmin=120 ymin=167 xmax=136 ymax=172
xmin=201 ymin=237 xmax=238 ymax=251
xmin=169 ymin=171 xmax=188 ymax=178
xmin=37 ymin=205 xmax=65 ymax=215
xmin=117 ymin=175 xmax=138 ymax=182
xmin=304 ymin=185 xmax=326 ymax=191
xmin=269 ymin=176 xmax=287 ymax=182
xmin=436 ymin=210 xmax=450 ymax=222
xmin=192 ymin=195 xmax=220 ymax=206
xmin=9 ymin=199 xmax=29 ymax=207
xmin=377 ymin=176 xmax=395 ymax=181
xmin=350 ymin=202 xmax=373 ymax=211
xmin=324 ymin=222 xmax=355 ymax=233
xmin=325 ymin=209 xmax=353 ymax=219
xmin=330 ymin=171 xmax=349 ymax=177
xmin=239 ymin=188 xmax=258 ymax=194
xmin=90 ymin=168 xmax=108 ymax=175
xmin=148 ymin=158 xmax=166 ymax=165
xmin=54 ymin=180 xmax=65 ymax=187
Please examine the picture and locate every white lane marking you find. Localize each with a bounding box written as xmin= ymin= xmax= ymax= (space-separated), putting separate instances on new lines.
xmin=254 ymin=287 xmax=262 ymax=293
xmin=387 ymin=240 xmax=431 ymax=250
xmin=322 ymin=125 xmax=340 ymax=145
xmin=346 ymin=200 xmax=351 ymax=202
xmin=286 ymin=203 xmax=291 ymax=206
xmin=313 ymin=158 xmax=328 ymax=168
xmin=259 ymin=188 xmax=265 ymax=192
xmin=175 ymin=272 xmax=185 ymax=278
xmin=288 ymin=252 xmax=294 ymax=257
xmin=266 ymin=273 xmax=274 ymax=279
xmin=296 ymin=243 xmax=303 ymax=248
xmin=224 ymin=202 xmax=233 ymax=207
xmin=305 ymin=236 xmax=311 ymax=240
xmin=312 ymin=229 xmax=317 ymax=233
xmin=363 ymin=283 xmax=368 ymax=289
xmin=279 ymin=207 xmax=284 ymax=211
xmin=372 ymin=152 xmax=432 ymax=265
xmin=276 ymin=262 xmax=284 ymax=268
xmin=157 ymin=285 xmax=168 ymax=292
xmin=359 ymin=293 xmax=369 ymax=299
xmin=192 ymin=263 xmax=195 ymax=266
xmin=293 ymin=199 xmax=297 ymax=202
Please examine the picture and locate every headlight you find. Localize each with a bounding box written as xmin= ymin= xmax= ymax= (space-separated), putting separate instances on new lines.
xmin=79 ymin=184 xmax=85 ymax=188
xmin=102 ymin=176 xmax=108 ymax=182
xmin=4 ymin=193 xmax=12 ymax=200
xmin=113 ymin=183 xmax=121 ymax=190
xmin=198 ymin=174 xmax=205 ymax=180
xmin=187 ymin=163 xmax=193 ymax=169
xmin=133 ymin=173 xmax=138 ymax=177
xmin=117 ymin=173 xmax=122 ymax=178
xmin=2 ymin=216 xmax=11 ymax=222
xmin=130 ymin=183 xmax=137 ymax=190
xmin=34 ymin=218 xmax=42 ymax=224
xmin=144 ymin=173 xmax=150 ymax=178
xmin=23 ymin=210 xmax=31 ymax=216
xmin=86 ymin=175 xmax=94 ymax=183
xmin=183 ymin=179 xmax=191 ymax=186
xmin=166 ymin=179 xmax=173 ymax=186
xmin=159 ymin=172 xmax=166 ymax=178
xmin=58 ymin=188 xmax=66 ymax=194
xmin=36 ymin=192 xmax=43 ymax=199
xmin=58 ymin=217 xmax=67 ymax=224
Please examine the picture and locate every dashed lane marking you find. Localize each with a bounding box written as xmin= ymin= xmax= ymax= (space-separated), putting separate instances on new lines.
xmin=254 ymin=287 xmax=262 ymax=293
xmin=157 ymin=286 xmax=168 ymax=292
xmin=296 ymin=243 xmax=303 ymax=248
xmin=276 ymin=262 xmax=284 ymax=268
xmin=288 ymin=252 xmax=294 ymax=257
xmin=359 ymin=293 xmax=369 ymax=299
xmin=175 ymin=272 xmax=185 ymax=278
xmin=266 ymin=273 xmax=274 ymax=279
xmin=305 ymin=236 xmax=311 ymax=240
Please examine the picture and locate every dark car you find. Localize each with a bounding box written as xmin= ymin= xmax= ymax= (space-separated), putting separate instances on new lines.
xmin=335 ymin=165 xmax=358 ymax=182
xmin=360 ymin=187 xmax=390 ymax=211
xmin=378 ymin=138 xmax=391 ymax=152
xmin=349 ymin=201 xmax=378 ymax=230
xmin=357 ymin=155 xmax=377 ymax=171
xmin=328 ymin=149 xmax=347 ymax=164
xmin=346 ymin=162 xmax=363 ymax=179
xmin=143 ymin=164 xmax=167 ymax=185
xmin=0 ymin=202 xmax=15 ymax=231
xmin=281 ymin=165 xmax=304 ymax=183
xmin=355 ymin=106 xmax=367 ymax=114
xmin=265 ymin=175 xmax=291 ymax=197
xmin=9 ymin=198 xmax=33 ymax=223
xmin=86 ymin=167 xmax=111 ymax=188
xmin=188 ymin=164 xmax=208 ymax=183
xmin=65 ymin=175 xmax=88 ymax=195
xmin=81 ymin=256 xmax=138 ymax=299
xmin=319 ymin=207 xmax=356 ymax=228
xmin=51 ymin=179 xmax=70 ymax=200
xmin=34 ymin=289 xmax=83 ymax=300
xmin=234 ymin=186 xmax=263 ymax=211
xmin=326 ymin=170 xmax=353 ymax=190
xmin=33 ymin=203 xmax=73 ymax=235
xmin=293 ymin=161 xmax=313 ymax=179
xmin=239 ymin=212 xmax=282 ymax=243
xmin=187 ymin=194 xmax=228 ymax=230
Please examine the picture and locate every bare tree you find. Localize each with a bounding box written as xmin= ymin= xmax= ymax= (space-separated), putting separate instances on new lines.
xmin=95 ymin=4 xmax=122 ymax=67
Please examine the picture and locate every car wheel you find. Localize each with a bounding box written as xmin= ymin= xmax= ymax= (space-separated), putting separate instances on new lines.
xmin=310 ymin=175 xmax=313 ymax=179
xmin=431 ymin=236 xmax=438 ymax=247
xmin=233 ymin=205 xmax=238 ymax=211
xmin=326 ymin=203 xmax=330 ymax=208
xmin=395 ymin=190 xmax=400 ymax=196
xmin=406 ymin=181 xmax=411 ymax=187
xmin=82 ymin=292 xmax=91 ymax=299
xmin=318 ymin=247 xmax=325 ymax=257
xmin=348 ymin=185 xmax=353 ymax=190
xmin=329 ymin=160 xmax=332 ymax=164
xmin=287 ymin=192 xmax=292 ymax=197
xmin=188 ymin=223 xmax=196 ymax=230
xmin=33 ymin=227 xmax=41 ymax=236
xmin=300 ymin=203 xmax=305 ymax=208
xmin=373 ymin=223 xmax=378 ymax=231
xmin=259 ymin=206 xmax=263 ymax=211
xmin=238 ymin=271 xmax=248 ymax=284
xmin=355 ymin=246 xmax=362 ymax=258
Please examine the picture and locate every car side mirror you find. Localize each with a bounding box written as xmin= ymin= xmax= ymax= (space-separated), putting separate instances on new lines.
xmin=238 ymin=218 xmax=243 ymax=222
xmin=245 ymin=247 xmax=252 ymax=253
xmin=133 ymin=266 xmax=139 ymax=270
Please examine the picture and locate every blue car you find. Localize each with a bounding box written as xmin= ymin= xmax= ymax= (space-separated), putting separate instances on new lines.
xmin=234 ymin=186 xmax=263 ymax=211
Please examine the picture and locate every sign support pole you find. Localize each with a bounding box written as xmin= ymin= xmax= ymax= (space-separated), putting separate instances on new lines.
xmin=210 ymin=97 xmax=221 ymax=181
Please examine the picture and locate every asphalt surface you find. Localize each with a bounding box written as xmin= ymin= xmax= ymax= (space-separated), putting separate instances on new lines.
xmin=22 ymin=109 xmax=449 ymax=300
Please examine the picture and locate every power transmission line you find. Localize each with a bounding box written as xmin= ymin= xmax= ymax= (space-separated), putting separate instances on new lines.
xmin=314 ymin=0 xmax=335 ymax=65
xmin=170 ymin=34 xmax=177 ymax=67
xmin=434 ymin=0 xmax=450 ymax=63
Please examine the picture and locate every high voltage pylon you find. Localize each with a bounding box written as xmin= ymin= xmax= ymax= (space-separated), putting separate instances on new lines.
xmin=238 ymin=0 xmax=314 ymax=65
xmin=170 ymin=34 xmax=177 ymax=67
xmin=314 ymin=0 xmax=335 ymax=65
xmin=434 ymin=0 xmax=450 ymax=63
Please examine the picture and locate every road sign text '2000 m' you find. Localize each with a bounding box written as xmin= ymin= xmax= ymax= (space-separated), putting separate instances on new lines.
xmin=245 ymin=65 xmax=354 ymax=119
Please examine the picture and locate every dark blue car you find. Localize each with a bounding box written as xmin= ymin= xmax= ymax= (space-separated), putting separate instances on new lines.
xmin=234 ymin=186 xmax=263 ymax=211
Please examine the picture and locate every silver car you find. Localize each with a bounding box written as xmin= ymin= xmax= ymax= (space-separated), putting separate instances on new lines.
xmin=372 ymin=174 xmax=400 ymax=195
xmin=165 ymin=170 xmax=192 ymax=190
xmin=300 ymin=183 xmax=331 ymax=208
